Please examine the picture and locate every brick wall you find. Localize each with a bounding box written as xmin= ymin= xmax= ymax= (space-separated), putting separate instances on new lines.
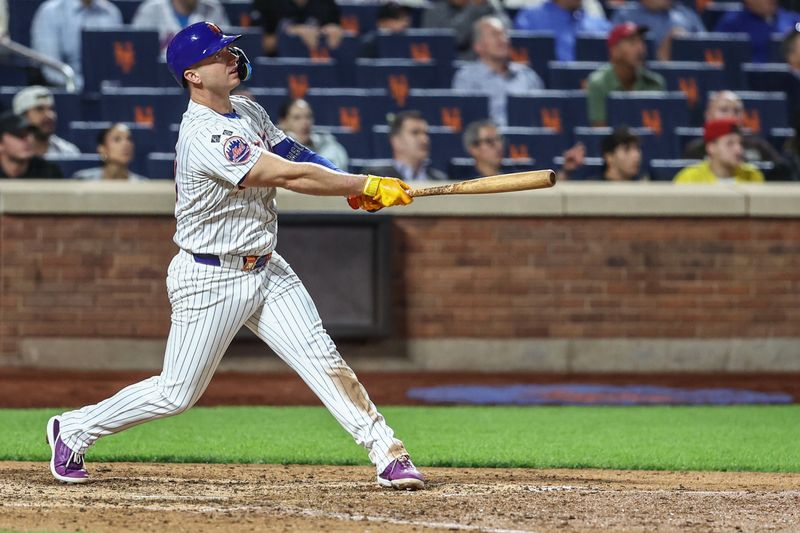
xmin=2 ymin=215 xmax=799 ymax=357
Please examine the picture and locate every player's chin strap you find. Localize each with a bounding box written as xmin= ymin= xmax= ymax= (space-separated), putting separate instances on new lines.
xmin=230 ymin=46 xmax=252 ymax=82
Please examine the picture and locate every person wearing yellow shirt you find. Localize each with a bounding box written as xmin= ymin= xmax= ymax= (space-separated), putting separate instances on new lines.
xmin=674 ymin=118 xmax=765 ymax=183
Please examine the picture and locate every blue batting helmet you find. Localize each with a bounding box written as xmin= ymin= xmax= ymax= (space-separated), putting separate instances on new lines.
xmin=166 ymin=21 xmax=242 ymax=86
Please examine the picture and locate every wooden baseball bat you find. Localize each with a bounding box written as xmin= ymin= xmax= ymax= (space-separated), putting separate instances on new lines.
xmin=406 ymin=170 xmax=556 ymax=198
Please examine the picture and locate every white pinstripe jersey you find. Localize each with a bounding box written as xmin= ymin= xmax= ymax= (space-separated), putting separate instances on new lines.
xmin=173 ymin=95 xmax=287 ymax=256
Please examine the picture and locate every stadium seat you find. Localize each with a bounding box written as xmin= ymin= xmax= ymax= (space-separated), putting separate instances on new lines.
xmin=575 ymin=33 xmax=656 ymax=63
xmin=315 ymin=126 xmax=371 ymax=160
xmin=574 ymin=126 xmax=664 ymax=159
xmin=356 ymin=59 xmax=441 ymax=107
xmin=113 ymin=0 xmax=141 ymax=24
xmin=67 ymin=120 xmax=155 ymax=175
xmin=339 ymin=1 xmax=380 ymax=35
xmin=647 ymin=61 xmax=727 ymax=125
xmin=741 ymin=63 xmax=791 ymax=92
xmin=276 ymin=33 xmax=360 ymax=84
xmin=147 ymin=152 xmax=175 ymax=180
xmin=228 ymin=27 xmax=263 ymax=59
xmin=508 ymin=30 xmax=556 ymax=86
xmin=303 ymin=88 xmax=391 ymax=132
xmin=769 ymin=35 xmax=784 ymax=63
xmin=548 ymin=61 xmax=603 ymax=90
xmin=674 ymin=126 xmax=703 ymax=157
xmin=100 ymin=87 xmax=188 ymax=130
xmin=247 ymin=88 xmax=290 ymax=117
xmin=372 ymin=124 xmax=464 ymax=170
xmin=376 ymin=29 xmax=456 ymax=85
xmin=222 ymin=0 xmax=254 ymax=28
xmin=404 ymin=89 xmax=490 ymax=133
xmin=769 ymin=127 xmax=794 ymax=154
xmin=607 ymin=92 xmax=689 ymax=159
xmin=0 ymin=61 xmax=31 ymax=87
xmin=250 ymin=58 xmax=339 ymax=97
xmin=502 ymin=126 xmax=568 ymax=168
xmin=7 ymin=0 xmax=42 ymax=47
xmin=552 ymin=155 xmax=604 ymax=180
xmin=448 ymin=157 xmax=537 ymax=181
xmin=671 ymin=33 xmax=751 ymax=88
xmin=699 ymin=2 xmax=741 ymax=31
xmin=506 ymin=90 xmax=588 ymax=134
xmin=45 ymin=154 xmax=102 ymax=178
xmin=81 ymin=29 xmax=160 ymax=91
xmin=649 ymin=159 xmax=702 ymax=181
xmin=739 ymin=91 xmax=790 ymax=132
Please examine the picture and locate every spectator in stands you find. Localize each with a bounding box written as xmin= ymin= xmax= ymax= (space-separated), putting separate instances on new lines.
xmin=452 ymin=16 xmax=545 ymax=127
xmin=715 ymin=0 xmax=800 ymax=63
xmin=252 ymin=0 xmax=342 ymax=57
xmin=360 ymin=2 xmax=412 ymax=59
xmin=674 ymin=118 xmax=765 ymax=183
xmin=364 ymin=110 xmax=448 ymax=180
xmin=683 ymin=90 xmax=789 ymax=179
xmin=783 ymin=29 xmax=800 ymax=125
xmin=611 ymin=0 xmax=705 ymax=60
xmin=587 ymin=23 xmax=665 ymax=127
xmin=31 ymin=0 xmax=123 ymax=90
xmin=463 ymin=119 xmax=586 ymax=179
xmin=513 ymin=0 xmax=611 ymax=61
xmin=278 ymin=98 xmax=349 ymax=171
xmin=595 ymin=127 xmax=643 ymax=180
xmin=12 ymin=86 xmax=79 ymax=157
xmin=72 ymin=123 xmax=146 ymax=181
xmin=0 ymin=112 xmax=63 ymax=179
xmin=132 ymin=0 xmax=229 ymax=54
xmin=0 ymin=0 xmax=8 ymax=39
xmin=422 ymin=0 xmax=503 ymax=56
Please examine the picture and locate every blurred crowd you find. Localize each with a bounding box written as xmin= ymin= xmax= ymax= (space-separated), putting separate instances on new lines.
xmin=2 ymin=0 xmax=800 ymax=182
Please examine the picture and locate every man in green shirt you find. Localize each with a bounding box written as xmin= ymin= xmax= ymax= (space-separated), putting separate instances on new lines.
xmin=587 ymin=22 xmax=666 ymax=126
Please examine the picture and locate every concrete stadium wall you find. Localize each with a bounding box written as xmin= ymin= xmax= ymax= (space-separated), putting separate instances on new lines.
xmin=1 ymin=180 xmax=799 ymax=372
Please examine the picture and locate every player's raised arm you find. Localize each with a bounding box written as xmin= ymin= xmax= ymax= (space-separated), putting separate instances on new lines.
xmin=241 ymin=149 xmax=413 ymax=211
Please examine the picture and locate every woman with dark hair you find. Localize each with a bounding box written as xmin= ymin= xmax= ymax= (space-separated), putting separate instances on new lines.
xmin=72 ymin=123 xmax=146 ymax=181
xmin=278 ymin=98 xmax=349 ymax=171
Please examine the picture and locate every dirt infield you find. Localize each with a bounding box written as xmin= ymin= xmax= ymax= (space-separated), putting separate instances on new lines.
xmin=1 ymin=368 xmax=799 ymax=407
xmin=1 ymin=462 xmax=799 ymax=532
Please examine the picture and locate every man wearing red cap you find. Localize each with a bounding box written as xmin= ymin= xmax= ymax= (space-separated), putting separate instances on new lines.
xmin=674 ymin=118 xmax=765 ymax=183
xmin=586 ymin=22 xmax=665 ymax=127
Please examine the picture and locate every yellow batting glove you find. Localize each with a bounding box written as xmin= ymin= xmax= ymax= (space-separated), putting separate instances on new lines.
xmin=363 ymin=176 xmax=413 ymax=208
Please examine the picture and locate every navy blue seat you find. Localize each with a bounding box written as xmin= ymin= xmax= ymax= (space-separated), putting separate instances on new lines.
xmin=100 ymin=87 xmax=188 ymax=130
xmin=228 ymin=27 xmax=263 ymax=58
xmin=46 ymin=154 xmax=102 ymax=178
xmin=303 ymin=89 xmax=391 ymax=133
xmin=448 ymin=157 xmax=537 ymax=181
xmin=575 ymin=33 xmax=656 ymax=63
xmin=508 ymin=31 xmax=556 ymax=86
xmin=0 ymin=61 xmax=31 ymax=87
xmin=376 ymin=29 xmax=456 ymax=85
xmin=506 ymin=90 xmax=588 ymax=134
xmin=372 ymin=124 xmax=463 ymax=170
xmin=405 ymin=89 xmax=490 ymax=134
xmin=66 ymin=121 xmax=154 ymax=175
xmin=8 ymin=0 xmax=42 ymax=47
xmin=674 ymin=126 xmax=703 ymax=157
xmin=573 ymin=126 xmax=663 ymax=159
xmin=356 ymin=59 xmax=441 ymax=107
xmin=247 ymin=88 xmax=290 ymax=117
xmin=276 ymin=33 xmax=360 ymax=85
xmin=606 ymin=91 xmax=688 ymax=159
xmin=548 ymin=61 xmax=603 ymax=90
xmin=552 ymin=155 xmax=604 ymax=180
xmin=250 ymin=58 xmax=339 ymax=97
xmin=739 ymin=91 xmax=790 ymax=132
xmin=649 ymin=159 xmax=702 ymax=181
xmin=147 ymin=152 xmax=175 ymax=180
xmin=112 ymin=0 xmax=141 ymax=24
xmin=81 ymin=29 xmax=160 ymax=91
xmin=502 ymin=126 xmax=567 ymax=168
xmin=647 ymin=61 xmax=727 ymax=125
xmin=339 ymin=1 xmax=380 ymax=35
xmin=699 ymin=2 xmax=741 ymax=31
xmin=315 ymin=126 xmax=371 ymax=160
xmin=223 ymin=0 xmax=255 ymax=28
xmin=742 ymin=63 xmax=791 ymax=92
xmin=671 ymin=33 xmax=751 ymax=88
xmin=769 ymin=35 xmax=784 ymax=62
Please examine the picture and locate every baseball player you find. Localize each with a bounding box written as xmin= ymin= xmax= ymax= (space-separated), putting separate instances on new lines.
xmin=45 ymin=21 xmax=425 ymax=491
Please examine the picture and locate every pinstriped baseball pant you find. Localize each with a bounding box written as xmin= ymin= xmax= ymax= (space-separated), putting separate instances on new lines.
xmin=58 ymin=250 xmax=408 ymax=472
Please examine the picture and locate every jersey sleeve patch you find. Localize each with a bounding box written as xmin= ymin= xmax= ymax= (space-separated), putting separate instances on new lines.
xmin=223 ymin=136 xmax=252 ymax=165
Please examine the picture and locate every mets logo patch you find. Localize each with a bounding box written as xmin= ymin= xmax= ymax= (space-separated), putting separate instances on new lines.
xmin=223 ymin=136 xmax=251 ymax=164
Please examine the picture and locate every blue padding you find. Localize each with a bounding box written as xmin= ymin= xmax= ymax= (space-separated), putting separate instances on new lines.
xmin=271 ymin=138 xmax=341 ymax=172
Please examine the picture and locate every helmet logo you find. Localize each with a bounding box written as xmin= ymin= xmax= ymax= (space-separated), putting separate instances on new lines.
xmin=206 ymin=22 xmax=222 ymax=35
xmin=223 ymin=136 xmax=252 ymax=164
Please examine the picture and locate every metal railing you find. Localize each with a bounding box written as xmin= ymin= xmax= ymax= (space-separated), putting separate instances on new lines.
xmin=0 ymin=35 xmax=78 ymax=93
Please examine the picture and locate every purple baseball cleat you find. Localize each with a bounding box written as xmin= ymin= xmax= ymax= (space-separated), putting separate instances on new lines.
xmin=377 ymin=455 xmax=425 ymax=490
xmin=46 ymin=416 xmax=88 ymax=483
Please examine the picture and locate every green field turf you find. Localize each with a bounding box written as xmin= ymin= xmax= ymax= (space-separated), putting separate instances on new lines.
xmin=3 ymin=406 xmax=799 ymax=472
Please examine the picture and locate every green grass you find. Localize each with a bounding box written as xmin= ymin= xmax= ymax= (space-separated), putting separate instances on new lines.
xmin=4 ymin=406 xmax=799 ymax=472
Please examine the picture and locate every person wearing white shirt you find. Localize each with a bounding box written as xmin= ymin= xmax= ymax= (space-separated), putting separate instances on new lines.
xmin=132 ymin=0 xmax=230 ymax=54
